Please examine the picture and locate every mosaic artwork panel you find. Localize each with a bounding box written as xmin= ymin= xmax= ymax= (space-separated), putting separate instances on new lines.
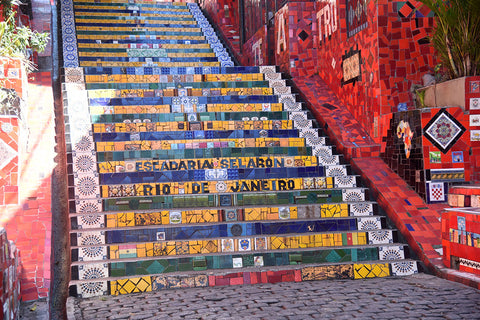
xmin=423 ymin=108 xmax=466 ymax=154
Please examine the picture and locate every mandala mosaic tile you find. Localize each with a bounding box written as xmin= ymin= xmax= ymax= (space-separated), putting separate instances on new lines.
xmin=391 ymin=261 xmax=418 ymax=276
xmin=342 ymin=188 xmax=365 ymax=202
xmin=423 ymin=109 xmax=466 ymax=154
xmin=379 ymin=246 xmax=404 ymax=261
xmin=368 ymin=230 xmax=393 ymax=244
xmin=77 ymin=280 xmax=108 ymax=298
xmin=349 ymin=203 xmax=374 ymax=216
xmin=78 ymin=263 xmax=108 ymax=282
xmin=358 ymin=217 xmax=381 ymax=231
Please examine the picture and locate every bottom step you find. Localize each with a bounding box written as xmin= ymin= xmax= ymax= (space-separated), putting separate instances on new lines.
xmin=69 ymin=260 xmax=418 ymax=297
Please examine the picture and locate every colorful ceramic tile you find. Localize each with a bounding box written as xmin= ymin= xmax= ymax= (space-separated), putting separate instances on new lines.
xmin=238 ymin=238 xmax=252 ymax=252
xmin=429 ymin=151 xmax=441 ymax=163
xmin=427 ymin=181 xmax=447 ymax=203
xmin=379 ymin=246 xmax=405 ymax=260
xmin=232 ymin=257 xmax=243 ymax=268
xmin=451 ymin=151 xmax=464 ymax=163
xmin=391 ymin=261 xmax=418 ymax=276
xmin=255 ymin=237 xmax=268 ymax=250
xmin=169 ymin=211 xmax=182 ymax=224
xmin=470 ymin=97 xmax=480 ymax=110
xmin=423 ymin=109 xmax=466 ymax=153
xmin=353 ymin=263 xmax=390 ymax=279
xmin=254 ymin=256 xmax=264 ymax=267
xmin=221 ymin=239 xmax=234 ymax=252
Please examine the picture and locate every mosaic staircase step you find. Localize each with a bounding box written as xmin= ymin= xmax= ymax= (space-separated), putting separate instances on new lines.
xmin=72 ymin=203 xmax=378 ymax=229
xmin=95 ymin=189 xmax=369 ymax=211
xmin=81 ymin=66 xmax=281 ymax=76
xmin=62 ymin=0 xmax=418 ymax=297
xmin=68 ymin=258 xmax=418 ymax=297
xmin=70 ymin=241 xmax=407 ymax=270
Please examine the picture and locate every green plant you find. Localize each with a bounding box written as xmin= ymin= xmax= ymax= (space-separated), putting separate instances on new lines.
xmin=418 ymin=0 xmax=480 ymax=79
xmin=0 ymin=0 xmax=49 ymax=73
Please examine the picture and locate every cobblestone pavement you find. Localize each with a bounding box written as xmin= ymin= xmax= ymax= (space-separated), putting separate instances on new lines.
xmin=66 ymin=274 xmax=480 ymax=320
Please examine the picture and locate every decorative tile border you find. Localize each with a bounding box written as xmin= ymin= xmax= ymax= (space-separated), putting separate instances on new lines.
xmin=61 ymin=0 xmax=79 ymax=67
xmin=187 ymin=3 xmax=233 ymax=67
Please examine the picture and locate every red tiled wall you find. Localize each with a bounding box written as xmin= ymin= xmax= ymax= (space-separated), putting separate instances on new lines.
xmin=201 ymin=0 xmax=241 ymax=61
xmin=1 ymin=70 xmax=54 ymax=301
xmin=465 ymin=77 xmax=480 ymax=183
xmin=0 ymin=228 xmax=21 ymax=320
xmin=442 ymin=210 xmax=480 ymax=275
xmin=242 ymin=26 xmax=267 ymax=66
xmin=274 ymin=4 xmax=290 ymax=74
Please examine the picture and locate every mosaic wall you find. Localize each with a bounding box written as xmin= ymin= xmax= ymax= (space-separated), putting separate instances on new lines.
xmin=62 ymin=0 xmax=419 ymax=297
xmin=442 ymin=207 xmax=480 ymax=275
xmin=0 ymin=56 xmax=54 ymax=301
xmin=0 ymin=228 xmax=21 ymax=320
xmin=381 ymin=110 xmax=425 ymax=199
xmin=242 ymin=26 xmax=268 ymax=67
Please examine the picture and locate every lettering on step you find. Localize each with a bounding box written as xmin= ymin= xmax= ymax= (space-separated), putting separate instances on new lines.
xmin=134 ymin=157 xmax=285 ymax=172
xmin=140 ymin=179 xmax=297 ymax=196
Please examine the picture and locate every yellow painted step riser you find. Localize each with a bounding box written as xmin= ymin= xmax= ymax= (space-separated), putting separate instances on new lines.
xmin=74 ymin=12 xmax=192 ymax=18
xmin=73 ymin=5 xmax=190 ymax=12
xmin=85 ymin=73 xmax=265 ymax=83
xmin=93 ymin=120 xmax=293 ymax=133
xmin=104 ymin=204 xmax=348 ymax=228
xmin=78 ymin=52 xmax=216 ymax=58
xmin=76 ymin=26 xmax=202 ymax=32
xmin=75 ymin=19 xmax=196 ymax=25
xmin=108 ymin=233 xmax=367 ymax=259
xmin=88 ymin=88 xmax=273 ymax=98
xmin=89 ymin=103 xmax=284 ymax=115
xmin=80 ymin=62 xmax=220 ymax=67
xmin=76 ymin=35 xmax=205 ymax=40
xmin=75 ymin=0 xmax=188 ymax=4
xmin=78 ymin=43 xmax=210 ymax=49
xmin=96 ymin=137 xmax=307 ymax=152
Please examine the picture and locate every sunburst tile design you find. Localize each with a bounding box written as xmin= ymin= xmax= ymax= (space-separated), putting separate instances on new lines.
xmin=391 ymin=261 xmax=418 ymax=276
xmin=379 ymin=246 xmax=405 ymax=260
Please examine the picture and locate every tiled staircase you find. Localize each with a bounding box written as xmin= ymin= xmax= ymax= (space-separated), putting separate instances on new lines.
xmin=62 ymin=0 xmax=418 ymax=298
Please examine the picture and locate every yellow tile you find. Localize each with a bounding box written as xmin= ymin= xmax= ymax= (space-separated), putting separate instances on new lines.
xmin=110 ymin=245 xmax=119 ymax=259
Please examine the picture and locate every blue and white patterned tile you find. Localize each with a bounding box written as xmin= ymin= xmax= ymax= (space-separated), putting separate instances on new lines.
xmin=289 ymin=111 xmax=311 ymax=129
xmin=76 ymin=280 xmax=108 ymax=298
xmin=76 ymin=231 xmax=107 ymax=261
xmin=342 ymin=188 xmax=365 ymax=202
xmin=269 ymin=80 xmax=291 ymax=95
xmin=78 ymin=263 xmax=109 ymax=291
xmin=75 ymin=199 xmax=102 ymax=214
xmin=73 ymin=173 xmax=101 ymax=200
xmin=334 ymin=175 xmax=356 ymax=188
xmin=368 ymin=230 xmax=393 ymax=244
xmin=72 ymin=152 xmax=96 ymax=175
xmin=391 ymin=261 xmax=418 ymax=276
xmin=357 ymin=217 xmax=381 ymax=230
xmin=279 ymin=94 xmax=302 ymax=111
xmin=76 ymin=213 xmax=105 ymax=230
xmin=379 ymin=246 xmax=405 ymax=260
xmin=326 ymin=165 xmax=347 ymax=177
xmin=299 ymin=129 xmax=326 ymax=146
xmin=61 ymin=0 xmax=79 ymax=67
xmin=349 ymin=203 xmax=374 ymax=216
xmin=260 ymin=66 xmax=281 ymax=81
xmin=188 ymin=3 xmax=233 ymax=67
xmin=314 ymin=147 xmax=340 ymax=165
